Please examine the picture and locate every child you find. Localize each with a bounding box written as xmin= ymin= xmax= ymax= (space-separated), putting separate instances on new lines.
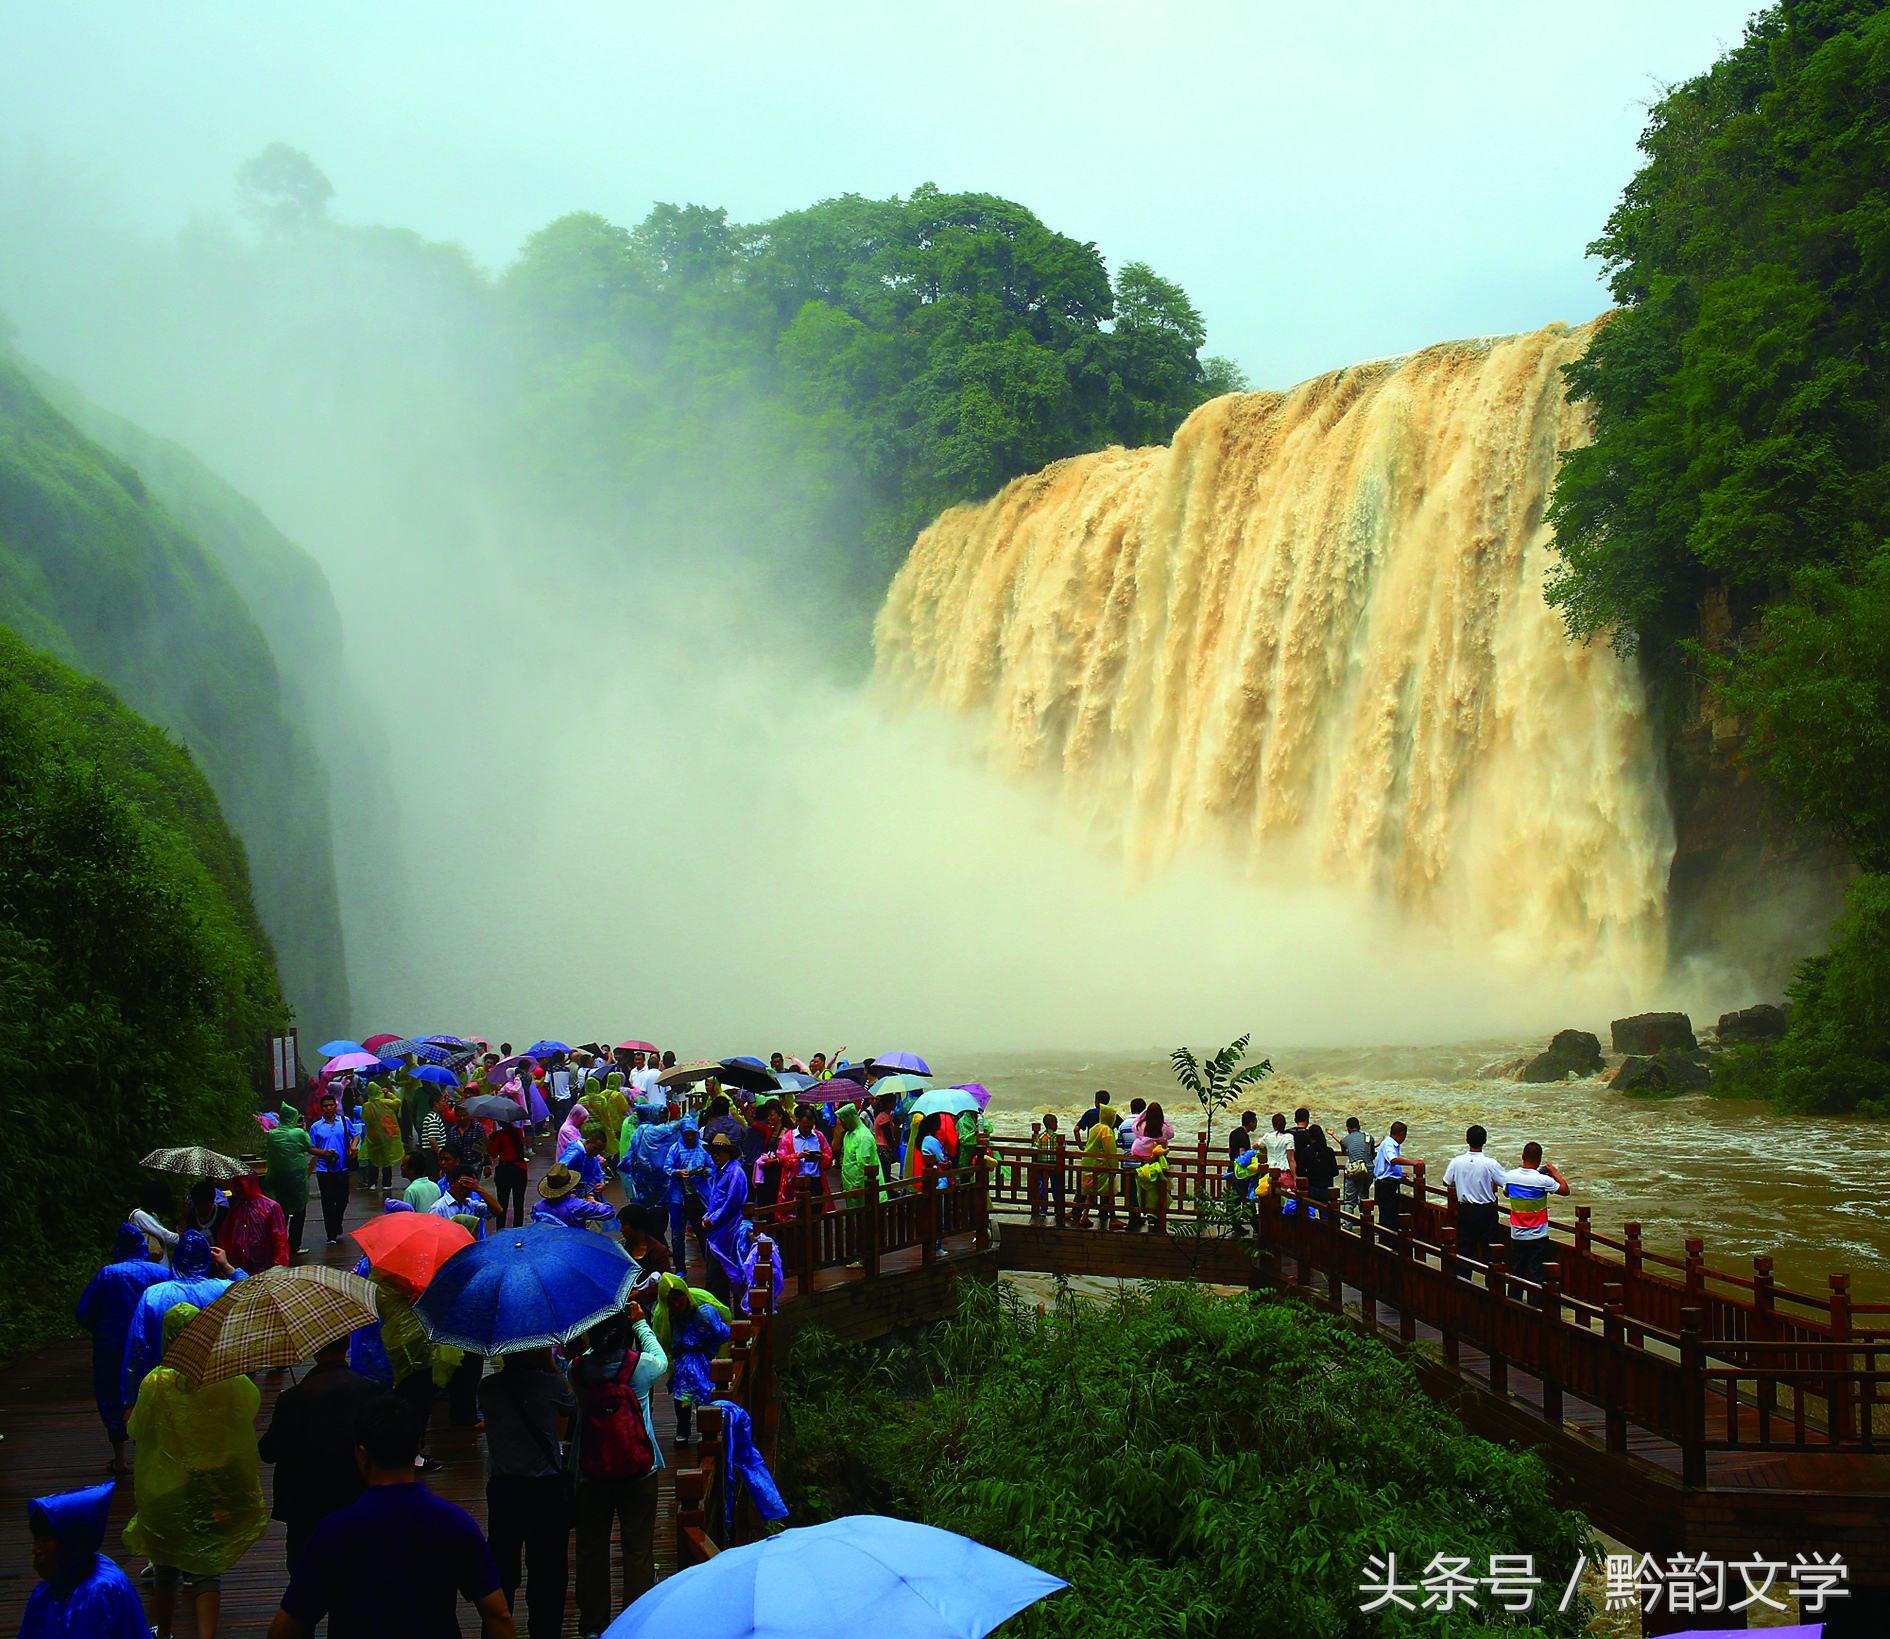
xmin=1030 ymin=1115 xmax=1061 ymax=1221
xmin=21 ymin=1483 xmax=147 ymax=1639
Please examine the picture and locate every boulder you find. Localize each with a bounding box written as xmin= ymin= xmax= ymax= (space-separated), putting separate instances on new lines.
xmin=1610 ymin=1049 xmax=1713 ymax=1095
xmin=1517 ymin=1028 xmax=1604 ymax=1083
xmin=1610 ymin=1012 xmax=1697 ymax=1054
xmin=1716 ymin=1004 xmax=1789 ymax=1045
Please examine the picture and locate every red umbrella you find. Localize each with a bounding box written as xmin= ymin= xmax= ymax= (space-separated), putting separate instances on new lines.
xmin=618 ymin=1039 xmax=656 ymax=1054
xmin=361 ymin=1032 xmax=403 ymax=1053
xmin=349 ymin=1213 xmax=473 ymax=1295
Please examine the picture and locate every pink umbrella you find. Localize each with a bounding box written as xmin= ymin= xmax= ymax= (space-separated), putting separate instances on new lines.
xmin=361 ymin=1033 xmax=402 ymax=1053
xmin=323 ymin=1051 xmax=383 ymax=1075
xmin=618 ymin=1039 xmax=656 ymax=1054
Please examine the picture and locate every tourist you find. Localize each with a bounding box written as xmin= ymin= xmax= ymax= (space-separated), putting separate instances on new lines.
xmin=700 ymin=1093 xmax=745 ymax=1154
xmin=1118 ymin=1097 xmax=1147 ymax=1229
xmin=479 ymin=1349 xmax=576 ymax=1639
xmin=121 ymin=1230 xmax=242 ymax=1408
xmin=835 ymin=1101 xmax=878 ymax=1198
xmin=656 ymin=1273 xmax=730 ymax=1444
xmin=179 ymin=1179 xmax=228 ymax=1240
xmin=358 ymin=1080 xmax=405 ymax=1193
xmin=20 ymin=1482 xmax=147 ymax=1639
xmin=1129 ymin=1100 xmax=1174 ymax=1222
xmin=1228 ymin=1109 xmax=1259 ymax=1164
xmin=1262 ymin=1112 xmax=1294 ymax=1180
xmin=265 ymin=1393 xmax=514 ymax=1639
xmin=429 ymin=1164 xmax=500 ymax=1234
xmin=257 ymin=1334 xmax=380 ymax=1571
xmin=663 ymin=1116 xmax=713 ymax=1267
xmin=489 ymin=1112 xmax=529 ymax=1228
xmin=556 ymin=1100 xmax=591 ymax=1158
xmin=780 ymin=1103 xmax=833 ymax=1211
xmin=1289 ymin=1108 xmax=1319 ymax=1191
xmin=216 ymin=1174 xmax=291 ymax=1274
xmin=399 ymin=1068 xmax=433 ymax=1150
xmin=592 ymin=1071 xmax=631 ymax=1160
xmin=1075 ymin=1089 xmax=1113 ymax=1137
xmin=74 ymin=1223 xmax=166 ymax=1474
xmin=129 ymin=1180 xmax=181 ymax=1265
xmin=1297 ymin=1123 xmax=1337 ymax=1214
xmin=701 ymin=1131 xmax=750 ymax=1304
xmin=264 ymin=1104 xmax=314 ymax=1255
xmin=1030 ymin=1112 xmax=1063 ymax=1221
xmin=417 ymin=1087 xmax=451 ymax=1168
xmin=570 ymin=1304 xmax=669 ymax=1635
xmin=913 ymin=1111 xmax=952 ymax=1189
xmin=124 ymin=1301 xmax=269 ymax=1639
xmin=533 ymin=1164 xmax=617 ymax=1229
xmin=309 ymin=1091 xmax=356 ymax=1245
xmin=1134 ymin=1143 xmax=1171 ymax=1227
xmin=618 ymin=1202 xmax=674 ymax=1276
xmin=1442 ymin=1125 xmax=1507 ymax=1266
xmin=1338 ymin=1117 xmax=1374 ymax=1211
xmin=1074 ymin=1110 xmax=1117 ymax=1229
xmin=1502 ymin=1142 xmax=1570 ymax=1288
xmin=1372 ymin=1121 xmax=1419 ymax=1232
xmin=402 ymin=1152 xmax=444 ymax=1212
xmin=745 ymin=1100 xmax=784 ymax=1208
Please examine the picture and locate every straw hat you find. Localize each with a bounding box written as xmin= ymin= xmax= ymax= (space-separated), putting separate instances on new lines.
xmin=537 ymin=1164 xmax=582 ymax=1200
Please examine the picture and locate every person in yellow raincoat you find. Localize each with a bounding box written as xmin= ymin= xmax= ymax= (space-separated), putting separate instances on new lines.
xmin=1074 ymin=1115 xmax=1118 ymax=1229
xmin=1135 ymin=1143 xmax=1171 ymax=1226
xmin=359 ymin=1083 xmax=406 ymax=1191
xmin=123 ymin=1303 xmax=267 ymax=1639
xmin=592 ymin=1071 xmax=631 ymax=1163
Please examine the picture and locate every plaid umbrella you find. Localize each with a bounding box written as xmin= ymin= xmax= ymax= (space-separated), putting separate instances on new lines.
xmin=375 ymin=1038 xmax=453 ymax=1066
xmin=166 ymin=1266 xmax=378 ymax=1386
xmin=141 ymin=1146 xmax=248 ymax=1181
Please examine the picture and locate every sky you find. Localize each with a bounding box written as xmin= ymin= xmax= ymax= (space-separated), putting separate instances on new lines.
xmin=2 ymin=0 xmax=1762 ymax=386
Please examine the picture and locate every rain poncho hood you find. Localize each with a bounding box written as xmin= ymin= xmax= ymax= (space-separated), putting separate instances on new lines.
xmin=22 ymin=1483 xmax=147 ymax=1639
xmin=556 ymin=1103 xmax=590 ymax=1153
xmin=110 ymin=1221 xmax=149 ymax=1262
xmin=172 ymin=1228 xmax=212 ymax=1278
xmin=123 ymin=1306 xmax=268 ymax=1575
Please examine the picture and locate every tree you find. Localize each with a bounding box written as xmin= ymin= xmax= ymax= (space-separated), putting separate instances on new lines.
xmin=236 ymin=143 xmax=335 ymax=232
xmin=1199 ymin=354 xmax=1252 ymax=398
xmin=1169 ymin=1033 xmax=1273 ymax=1172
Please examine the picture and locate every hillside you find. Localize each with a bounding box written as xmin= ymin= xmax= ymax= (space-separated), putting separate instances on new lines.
xmin=0 ymin=356 xmax=349 ymax=1037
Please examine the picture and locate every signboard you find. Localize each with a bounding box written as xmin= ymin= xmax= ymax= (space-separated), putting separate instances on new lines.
xmin=270 ymin=1030 xmax=300 ymax=1094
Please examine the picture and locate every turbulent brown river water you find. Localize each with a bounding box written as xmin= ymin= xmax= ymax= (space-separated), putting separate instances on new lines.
xmin=936 ymin=1042 xmax=1890 ymax=1302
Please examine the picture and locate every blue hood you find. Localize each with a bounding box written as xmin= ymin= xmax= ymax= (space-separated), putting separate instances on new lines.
xmin=171 ymin=1229 xmax=212 ymax=1277
xmin=110 ymin=1222 xmax=148 ymax=1262
xmin=28 ymin=1482 xmax=112 ymax=1587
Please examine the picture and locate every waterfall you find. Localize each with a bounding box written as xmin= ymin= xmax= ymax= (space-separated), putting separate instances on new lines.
xmin=874 ymin=319 xmax=1674 ymax=983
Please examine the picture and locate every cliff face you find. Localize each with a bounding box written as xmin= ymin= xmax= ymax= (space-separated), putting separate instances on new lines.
xmin=875 ymin=319 xmax=1844 ymax=995
xmin=0 ymin=357 xmax=350 ymax=1039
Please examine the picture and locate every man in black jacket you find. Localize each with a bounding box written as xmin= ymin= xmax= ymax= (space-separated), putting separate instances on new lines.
xmin=258 ymin=1334 xmax=381 ymax=1571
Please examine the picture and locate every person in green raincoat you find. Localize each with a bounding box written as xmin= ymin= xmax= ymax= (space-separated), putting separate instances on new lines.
xmin=263 ymin=1104 xmax=313 ymax=1254
xmin=359 ymin=1083 xmax=405 ymax=1190
xmin=123 ymin=1303 xmax=267 ymax=1639
xmin=834 ymin=1104 xmax=878 ymax=1197
xmin=395 ymin=1064 xmax=430 ymax=1148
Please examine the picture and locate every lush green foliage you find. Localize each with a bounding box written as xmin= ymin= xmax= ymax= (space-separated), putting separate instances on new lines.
xmin=0 ymin=628 xmax=283 ymax=1358
xmin=0 ymin=356 xmax=349 ymax=1032
xmin=1547 ymin=1 xmax=1890 ymax=1111
xmin=781 ymin=1282 xmax=1594 ymax=1638
xmin=1171 ymin=1031 xmax=1273 ymax=1161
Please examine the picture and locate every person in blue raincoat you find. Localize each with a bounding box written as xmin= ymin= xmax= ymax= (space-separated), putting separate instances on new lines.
xmin=120 ymin=1229 xmax=244 ymax=1411
xmin=75 ymin=1222 xmax=168 ymax=1473
xmin=20 ymin=1482 xmax=147 ymax=1639
xmin=624 ymin=1116 xmax=682 ymax=1213
xmin=700 ymin=1130 xmax=750 ymax=1308
xmin=661 ymin=1117 xmax=713 ymax=1271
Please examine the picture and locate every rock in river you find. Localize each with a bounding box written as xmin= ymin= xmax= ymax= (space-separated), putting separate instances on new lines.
xmin=1610 ymin=1012 xmax=1697 ymax=1054
xmin=1611 ymin=1050 xmax=1713 ymax=1094
xmin=1716 ymin=1004 xmax=1789 ymax=1044
xmin=1518 ymin=1028 xmax=1605 ymax=1083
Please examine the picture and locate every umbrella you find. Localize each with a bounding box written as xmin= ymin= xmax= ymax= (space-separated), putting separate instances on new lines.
xmin=322 ymin=1051 xmax=383 ymax=1075
xmin=458 ymin=1094 xmax=528 ymax=1124
xmin=774 ymin=1071 xmax=816 ymax=1095
xmin=165 ymin=1266 xmax=377 ymax=1386
xmin=486 ymin=1052 xmax=533 ymax=1087
xmin=409 ymin=1064 xmax=459 ymax=1087
xmin=360 ymin=1033 xmax=403 ymax=1053
xmin=714 ymin=1057 xmax=780 ymax=1096
xmin=526 ymin=1040 xmax=571 ymax=1058
xmin=870 ymin=1074 xmax=932 ymax=1101
xmin=618 ymin=1039 xmax=656 ymax=1054
xmin=603 ymin=1515 xmax=1066 ymax=1639
xmin=949 ymin=1082 xmax=993 ymax=1110
xmin=873 ymin=1051 xmax=932 ymax=1077
xmin=910 ymin=1088 xmax=980 ymax=1117
xmin=317 ymin=1039 xmax=364 ymax=1057
xmin=141 ymin=1145 xmax=249 ymax=1181
xmin=424 ymin=1035 xmax=474 ymax=1048
xmin=375 ymin=1038 xmax=453 ymax=1066
xmin=656 ymin=1058 xmax=721 ymax=1089
xmin=803 ymin=1079 xmax=872 ymax=1105
xmin=822 ymin=1063 xmax=869 ymax=1085
xmin=413 ymin=1222 xmax=637 ymax=1353
xmin=349 ymin=1212 xmax=474 ymax=1295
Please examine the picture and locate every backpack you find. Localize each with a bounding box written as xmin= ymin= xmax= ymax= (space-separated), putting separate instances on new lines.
xmin=579 ymin=1349 xmax=654 ymax=1481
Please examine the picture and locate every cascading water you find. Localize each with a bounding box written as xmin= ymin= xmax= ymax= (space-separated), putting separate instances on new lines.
xmin=874 ymin=319 xmax=1674 ymax=984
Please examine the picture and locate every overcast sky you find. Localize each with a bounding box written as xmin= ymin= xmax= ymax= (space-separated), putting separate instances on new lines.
xmin=4 ymin=0 xmax=1759 ymax=385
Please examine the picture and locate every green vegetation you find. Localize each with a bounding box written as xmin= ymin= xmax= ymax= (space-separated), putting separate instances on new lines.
xmin=0 ymin=628 xmax=283 ymax=1358
xmin=0 ymin=356 xmax=349 ymax=1033
xmin=781 ymin=1282 xmax=1594 ymax=1638
xmin=1546 ymin=0 xmax=1890 ymax=1112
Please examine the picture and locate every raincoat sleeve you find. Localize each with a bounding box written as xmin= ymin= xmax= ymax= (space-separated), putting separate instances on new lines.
xmin=123 ymin=1372 xmax=268 ymax=1575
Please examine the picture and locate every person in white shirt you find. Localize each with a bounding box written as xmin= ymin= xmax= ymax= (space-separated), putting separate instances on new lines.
xmin=1261 ymin=1113 xmax=1295 ymax=1177
xmin=1441 ymin=1124 xmax=1507 ymax=1266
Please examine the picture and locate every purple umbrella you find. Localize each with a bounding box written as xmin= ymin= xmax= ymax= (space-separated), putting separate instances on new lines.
xmin=804 ymin=1079 xmax=873 ymax=1105
xmin=873 ymin=1051 xmax=932 ymax=1076
xmin=949 ymin=1082 xmax=992 ymax=1110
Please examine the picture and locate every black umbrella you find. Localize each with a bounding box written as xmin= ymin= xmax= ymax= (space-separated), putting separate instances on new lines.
xmin=715 ymin=1057 xmax=781 ymax=1096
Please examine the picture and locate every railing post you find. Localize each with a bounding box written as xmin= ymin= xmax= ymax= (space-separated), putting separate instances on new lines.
xmin=1602 ymin=1283 xmax=1627 ymax=1454
xmin=862 ymin=1171 xmax=881 ymax=1278
xmin=1679 ymin=1305 xmax=1706 ymax=1486
xmin=1684 ymin=1236 xmax=1706 ymax=1311
xmin=1750 ymin=1255 xmax=1776 ymax=1431
xmin=1410 ymin=1159 xmax=1428 ymax=1233
xmin=920 ymin=1178 xmax=938 ymax=1266
xmin=1357 ymin=1200 xmax=1376 ymax=1332
xmin=1623 ymin=1222 xmax=1645 ymax=1346
xmin=1325 ymin=1189 xmax=1342 ymax=1313
xmin=1830 ymin=1273 xmax=1855 ymax=1444
xmin=1396 ymin=1215 xmax=1416 ymax=1344
xmin=1540 ymin=1261 xmax=1564 ymax=1426
xmin=1487 ymin=1240 xmax=1510 ymax=1396
xmin=1439 ymin=1226 xmax=1461 ymax=1367
xmin=796 ymin=1188 xmax=817 ymax=1296
xmin=750 ymin=1237 xmax=778 ymax=1463
xmin=975 ymin=1154 xmax=992 ymax=1250
xmin=1052 ymin=1134 xmax=1067 ymax=1227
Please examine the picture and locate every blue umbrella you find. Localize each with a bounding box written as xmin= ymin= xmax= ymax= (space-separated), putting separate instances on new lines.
xmin=873 ymin=1051 xmax=932 ymax=1076
xmin=409 ymin=1064 xmax=458 ymax=1087
xmin=376 ymin=1038 xmax=453 ymax=1066
xmin=413 ymin=1222 xmax=636 ymax=1353
xmin=317 ymin=1039 xmax=365 ymax=1058
xmin=604 ymin=1515 xmax=1066 ymax=1639
xmin=526 ymin=1040 xmax=571 ymax=1058
xmin=424 ymin=1034 xmax=475 ymax=1048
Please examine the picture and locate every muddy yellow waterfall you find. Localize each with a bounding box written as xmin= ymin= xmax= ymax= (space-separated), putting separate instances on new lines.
xmin=874 ymin=319 xmax=1673 ymax=983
